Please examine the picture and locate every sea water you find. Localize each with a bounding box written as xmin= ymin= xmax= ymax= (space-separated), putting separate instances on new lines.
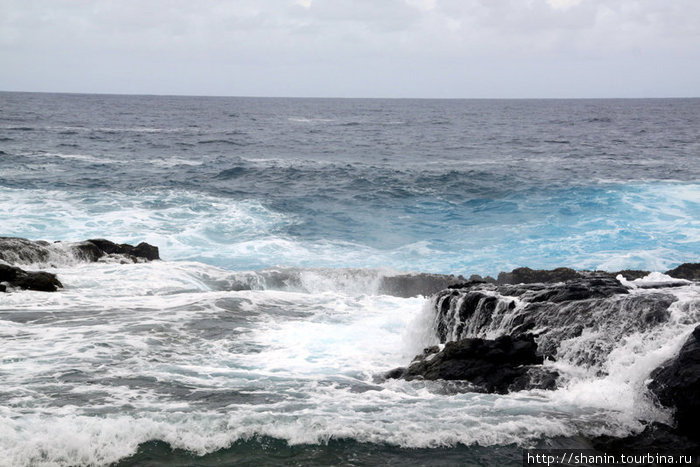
xmin=1 ymin=93 xmax=699 ymax=466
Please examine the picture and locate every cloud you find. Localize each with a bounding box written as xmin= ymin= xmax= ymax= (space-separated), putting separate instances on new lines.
xmin=405 ymin=0 xmax=437 ymax=12
xmin=0 ymin=0 xmax=698 ymax=97
xmin=547 ymin=0 xmax=582 ymax=10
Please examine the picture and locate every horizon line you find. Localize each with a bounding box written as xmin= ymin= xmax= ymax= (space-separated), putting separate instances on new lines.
xmin=1 ymin=89 xmax=699 ymax=100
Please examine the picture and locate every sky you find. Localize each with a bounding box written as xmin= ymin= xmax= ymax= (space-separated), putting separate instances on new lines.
xmin=1 ymin=0 xmax=699 ymax=98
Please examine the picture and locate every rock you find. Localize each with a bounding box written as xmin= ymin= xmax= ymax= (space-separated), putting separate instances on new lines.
xmin=607 ymin=269 xmax=651 ymax=280
xmin=432 ymin=277 xmax=676 ymax=370
xmin=0 ymin=264 xmax=63 ymax=292
xmin=70 ymin=241 xmax=104 ymax=262
xmin=648 ymin=325 xmax=700 ymax=443
xmin=593 ymin=422 xmax=698 ymax=454
xmin=1 ymin=236 xmax=160 ymax=265
xmin=85 ymin=239 xmax=160 ymax=261
xmin=131 ymin=242 xmax=160 ymax=261
xmin=386 ymin=334 xmax=549 ymax=394
xmin=1 ymin=237 xmax=160 ymax=292
xmin=383 ymin=367 xmax=408 ymax=379
xmin=377 ymin=273 xmax=465 ymax=298
xmin=435 ymin=289 xmax=503 ymax=342
xmin=0 ymin=236 xmax=54 ymax=264
xmin=498 ymin=276 xmax=629 ymax=303
xmin=495 ymin=266 xmax=658 ymax=284
xmin=496 ymin=267 xmax=582 ymax=285
xmin=510 ymin=366 xmax=559 ymax=391
xmin=665 ymin=263 xmax=700 ymax=281
xmin=447 ymin=279 xmax=491 ymax=289
xmin=436 ymin=276 xmax=631 ymax=344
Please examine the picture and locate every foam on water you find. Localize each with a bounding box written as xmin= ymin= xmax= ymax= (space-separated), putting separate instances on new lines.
xmin=1 ymin=182 xmax=698 ymax=275
xmin=3 ymin=257 xmax=698 ymax=465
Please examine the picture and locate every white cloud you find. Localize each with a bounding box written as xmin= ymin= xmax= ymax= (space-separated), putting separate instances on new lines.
xmin=405 ymin=0 xmax=437 ymax=11
xmin=547 ymin=0 xmax=583 ymax=10
xmin=0 ymin=0 xmax=698 ymax=97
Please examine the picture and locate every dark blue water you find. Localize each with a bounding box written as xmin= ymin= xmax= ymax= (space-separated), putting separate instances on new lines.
xmin=1 ymin=93 xmax=699 ymax=466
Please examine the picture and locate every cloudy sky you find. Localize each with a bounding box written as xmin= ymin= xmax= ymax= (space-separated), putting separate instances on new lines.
xmin=1 ymin=0 xmax=699 ymax=98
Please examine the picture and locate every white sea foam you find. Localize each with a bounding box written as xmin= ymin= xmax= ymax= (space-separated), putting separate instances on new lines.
xmin=148 ymin=157 xmax=204 ymax=167
xmin=2 ymin=258 xmax=699 ymax=465
xmin=41 ymin=153 xmax=115 ymax=164
xmin=287 ymin=117 xmax=337 ymax=123
xmin=2 ymin=182 xmax=698 ymax=274
xmin=1 ymin=178 xmax=700 ymax=464
xmin=617 ymin=271 xmax=691 ymax=289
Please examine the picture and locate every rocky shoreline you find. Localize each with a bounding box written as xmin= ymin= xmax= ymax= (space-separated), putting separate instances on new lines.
xmin=2 ymin=236 xmax=698 ymax=453
xmin=385 ymin=266 xmax=700 ymax=454
xmin=0 ymin=237 xmax=159 ymax=292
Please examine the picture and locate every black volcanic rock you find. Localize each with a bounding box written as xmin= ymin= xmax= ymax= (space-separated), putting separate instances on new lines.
xmin=0 ymin=264 xmax=63 ymax=292
xmin=85 ymin=239 xmax=160 ymax=261
xmin=377 ymin=273 xmax=466 ymax=298
xmin=70 ymin=241 xmax=104 ymax=262
xmin=496 ymin=267 xmax=582 ymax=285
xmin=0 ymin=236 xmax=54 ymax=264
xmin=434 ymin=277 xmax=676 ymax=365
xmin=497 ymin=276 xmax=629 ymax=303
xmin=593 ymin=422 xmax=698 ymax=454
xmin=386 ymin=334 xmax=552 ymax=394
xmin=665 ymin=263 xmax=700 ymax=281
xmin=607 ymin=269 xmax=651 ymax=280
xmin=648 ymin=325 xmax=700 ymax=443
xmin=0 ymin=236 xmax=160 ymax=264
xmin=1 ymin=237 xmax=160 ymax=293
xmin=495 ymin=266 xmax=660 ymax=284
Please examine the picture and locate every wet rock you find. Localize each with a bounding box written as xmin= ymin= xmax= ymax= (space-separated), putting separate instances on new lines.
xmin=386 ymin=334 xmax=548 ymax=394
xmin=496 ymin=267 xmax=582 ymax=285
xmin=1 ymin=236 xmax=160 ymax=265
xmin=665 ymin=263 xmax=700 ymax=281
xmin=447 ymin=279 xmax=491 ymax=289
xmin=377 ymin=273 xmax=465 ymax=298
xmin=607 ymin=269 xmax=651 ymax=281
xmin=85 ymin=239 xmax=160 ymax=262
xmin=592 ymin=422 xmax=698 ymax=454
xmin=648 ymin=325 xmax=700 ymax=443
xmin=495 ymin=266 xmax=658 ymax=284
xmin=70 ymin=241 xmax=104 ymax=262
xmin=0 ymin=236 xmax=54 ymax=264
xmin=431 ymin=277 xmax=677 ymax=369
xmin=499 ymin=276 xmax=629 ymax=303
xmin=0 ymin=264 xmax=63 ymax=292
xmin=509 ymin=366 xmax=559 ymax=391
xmin=1 ymin=237 xmax=160 ymax=292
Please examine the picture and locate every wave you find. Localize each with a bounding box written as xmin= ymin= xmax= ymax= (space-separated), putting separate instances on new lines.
xmin=288 ymin=117 xmax=337 ymax=123
xmin=114 ymin=437 xmax=521 ymax=467
xmin=0 ymin=238 xmax=460 ymax=298
xmin=197 ymin=139 xmax=248 ymax=146
xmin=3 ymin=126 xmax=34 ymax=131
xmin=3 ymin=248 xmax=698 ymax=465
xmin=0 ymin=413 xmax=534 ymax=467
xmin=1 ymin=182 xmax=698 ymax=275
xmin=206 ymin=266 xmax=462 ymax=297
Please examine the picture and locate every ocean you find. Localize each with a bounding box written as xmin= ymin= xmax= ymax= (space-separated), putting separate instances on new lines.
xmin=1 ymin=92 xmax=699 ymax=466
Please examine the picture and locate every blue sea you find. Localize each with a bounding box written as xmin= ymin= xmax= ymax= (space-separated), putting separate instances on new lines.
xmin=1 ymin=93 xmax=699 ymax=466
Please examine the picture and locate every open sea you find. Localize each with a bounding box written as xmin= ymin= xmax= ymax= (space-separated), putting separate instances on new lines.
xmin=1 ymin=93 xmax=699 ymax=466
